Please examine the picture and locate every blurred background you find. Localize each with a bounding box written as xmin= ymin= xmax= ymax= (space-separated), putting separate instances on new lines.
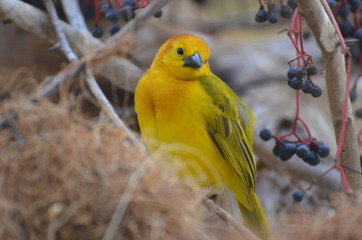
xmin=1 ymin=0 xmax=362 ymax=239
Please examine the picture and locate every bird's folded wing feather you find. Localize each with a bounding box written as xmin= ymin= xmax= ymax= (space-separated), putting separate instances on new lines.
xmin=199 ymin=75 xmax=256 ymax=209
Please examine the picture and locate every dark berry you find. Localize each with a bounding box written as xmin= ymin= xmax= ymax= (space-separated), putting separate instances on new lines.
xmin=356 ymin=108 xmax=362 ymax=118
xmin=100 ymin=4 xmax=110 ymax=13
xmin=105 ymin=8 xmax=119 ymax=22
xmin=338 ymin=5 xmax=350 ymax=19
xmin=268 ymin=5 xmax=280 ymax=24
xmin=280 ymin=4 xmax=293 ymax=18
xmin=255 ymin=9 xmax=268 ymax=23
xmin=154 ymin=9 xmax=163 ymax=18
xmin=273 ymin=141 xmax=282 ymax=157
xmin=306 ymin=64 xmax=318 ymax=76
xmin=109 ymin=24 xmax=120 ymax=35
xmin=310 ymin=85 xmax=322 ymax=98
xmin=350 ymin=89 xmax=357 ymax=102
xmin=327 ymin=0 xmax=336 ymax=11
xmin=302 ymin=79 xmax=314 ymax=94
xmin=287 ymin=66 xmax=298 ymax=78
xmin=296 ymin=143 xmax=309 ymax=159
xmin=350 ymin=47 xmax=360 ymax=63
xmin=303 ymin=151 xmax=320 ymax=166
xmin=268 ymin=13 xmax=279 ymax=24
xmin=288 ymin=77 xmax=305 ymax=90
xmin=339 ymin=20 xmax=355 ymax=37
xmin=295 ymin=67 xmax=306 ymax=78
xmin=91 ymin=25 xmax=103 ymax=38
xmin=350 ymin=2 xmax=362 ymax=13
xmin=292 ymin=190 xmax=304 ymax=202
xmin=348 ymin=0 xmax=360 ymax=5
xmin=121 ymin=5 xmax=136 ymax=22
xmin=259 ymin=128 xmax=273 ymax=141
xmin=315 ymin=141 xmax=330 ymax=158
xmin=287 ymin=0 xmax=297 ymax=10
xmin=353 ymin=28 xmax=362 ymax=40
xmin=124 ymin=0 xmax=136 ymax=7
xmin=279 ymin=143 xmax=297 ymax=161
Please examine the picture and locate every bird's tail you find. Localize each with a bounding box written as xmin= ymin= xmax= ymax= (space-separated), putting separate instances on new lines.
xmin=237 ymin=191 xmax=270 ymax=239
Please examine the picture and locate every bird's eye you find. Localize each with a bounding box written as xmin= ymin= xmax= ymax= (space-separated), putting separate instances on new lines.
xmin=176 ymin=47 xmax=184 ymax=55
xmin=204 ymin=59 xmax=208 ymax=64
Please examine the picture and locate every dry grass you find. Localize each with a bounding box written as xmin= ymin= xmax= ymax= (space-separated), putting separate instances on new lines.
xmin=272 ymin=194 xmax=362 ymax=240
xmin=0 ymin=97 xmax=238 ymax=240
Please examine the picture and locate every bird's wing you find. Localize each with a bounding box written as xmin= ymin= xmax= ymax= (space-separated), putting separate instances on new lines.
xmin=199 ymin=75 xmax=256 ymax=209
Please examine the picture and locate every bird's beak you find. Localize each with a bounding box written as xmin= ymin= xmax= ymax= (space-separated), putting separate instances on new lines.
xmin=183 ymin=52 xmax=202 ymax=68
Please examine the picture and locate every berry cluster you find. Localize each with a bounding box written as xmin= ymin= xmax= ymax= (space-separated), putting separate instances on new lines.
xmin=255 ymin=0 xmax=294 ymax=24
xmin=257 ymin=4 xmax=335 ymax=202
xmin=327 ymin=0 xmax=362 ymax=147
xmin=328 ymin=0 xmax=362 ymax=65
xmin=91 ymin=0 xmax=163 ymax=38
xmin=260 ymin=128 xmax=330 ymax=165
xmin=287 ymin=63 xmax=322 ymax=97
xmin=326 ymin=0 xmax=362 ymax=38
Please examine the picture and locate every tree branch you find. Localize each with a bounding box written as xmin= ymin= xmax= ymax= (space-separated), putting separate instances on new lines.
xmin=0 ymin=0 xmax=142 ymax=92
xmin=43 ymin=0 xmax=77 ymax=61
xmin=40 ymin=0 xmax=144 ymax=149
xmin=60 ymin=0 xmax=88 ymax=33
xmin=296 ymin=0 xmax=362 ymax=192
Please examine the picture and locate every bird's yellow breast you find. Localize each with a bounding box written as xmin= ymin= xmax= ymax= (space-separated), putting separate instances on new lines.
xmin=135 ymin=69 xmax=234 ymax=187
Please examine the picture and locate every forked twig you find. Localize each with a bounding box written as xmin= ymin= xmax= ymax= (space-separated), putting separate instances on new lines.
xmin=43 ymin=0 xmax=77 ymax=61
xmin=40 ymin=0 xmax=145 ymax=149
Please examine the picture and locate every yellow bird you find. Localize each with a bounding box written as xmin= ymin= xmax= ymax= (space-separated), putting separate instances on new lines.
xmin=134 ymin=34 xmax=269 ymax=238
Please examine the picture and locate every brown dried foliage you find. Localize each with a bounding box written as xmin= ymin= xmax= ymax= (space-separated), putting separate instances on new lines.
xmin=273 ymin=195 xmax=362 ymax=240
xmin=0 ymin=97 xmax=237 ymax=240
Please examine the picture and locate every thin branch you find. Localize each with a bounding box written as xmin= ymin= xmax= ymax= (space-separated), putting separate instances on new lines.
xmin=40 ymin=0 xmax=145 ymax=149
xmin=85 ymin=68 xmax=144 ymax=149
xmin=43 ymin=0 xmax=77 ymax=61
xmin=0 ymin=0 xmax=142 ymax=92
xmin=202 ymin=199 xmax=261 ymax=240
xmin=60 ymin=0 xmax=88 ymax=32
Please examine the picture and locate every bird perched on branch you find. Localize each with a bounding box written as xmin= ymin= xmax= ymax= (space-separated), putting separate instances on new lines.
xmin=135 ymin=34 xmax=269 ymax=238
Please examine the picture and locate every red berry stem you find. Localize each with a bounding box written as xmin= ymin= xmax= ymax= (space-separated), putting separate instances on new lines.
xmin=298 ymin=13 xmax=306 ymax=54
xmin=135 ymin=0 xmax=149 ymax=9
xmin=94 ymin=0 xmax=101 ymax=25
xmin=114 ymin=0 xmax=124 ymax=9
xmin=353 ymin=6 xmax=362 ymax=28
xmin=322 ymin=0 xmax=348 ymax=53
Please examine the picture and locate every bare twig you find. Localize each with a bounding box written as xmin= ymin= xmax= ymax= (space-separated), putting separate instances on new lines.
xmin=43 ymin=0 xmax=77 ymax=61
xmin=41 ymin=0 xmax=144 ymax=149
xmin=35 ymin=63 xmax=86 ymax=98
xmin=60 ymin=0 xmax=88 ymax=32
xmin=202 ymin=199 xmax=260 ymax=240
xmin=85 ymin=68 xmax=144 ymax=148
xmin=0 ymin=0 xmax=142 ymax=92
xmin=297 ymin=0 xmax=362 ymax=192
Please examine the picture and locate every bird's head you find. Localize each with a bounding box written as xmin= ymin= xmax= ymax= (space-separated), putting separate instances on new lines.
xmin=150 ymin=34 xmax=211 ymax=80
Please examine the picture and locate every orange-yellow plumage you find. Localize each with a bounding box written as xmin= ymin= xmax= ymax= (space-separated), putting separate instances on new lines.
xmin=135 ymin=34 xmax=269 ymax=238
